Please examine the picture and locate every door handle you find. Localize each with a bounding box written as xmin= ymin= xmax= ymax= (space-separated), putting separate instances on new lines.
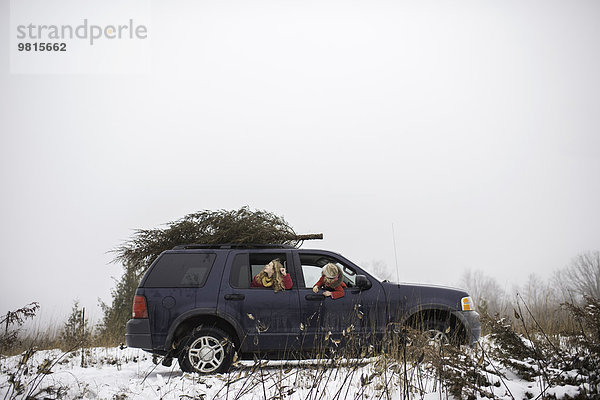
xmin=224 ymin=294 xmax=245 ymax=301
xmin=305 ymin=294 xmax=325 ymax=301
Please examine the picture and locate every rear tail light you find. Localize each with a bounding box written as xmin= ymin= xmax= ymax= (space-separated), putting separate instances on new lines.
xmin=132 ymin=295 xmax=148 ymax=319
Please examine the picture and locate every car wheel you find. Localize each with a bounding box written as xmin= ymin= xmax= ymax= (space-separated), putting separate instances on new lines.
xmin=422 ymin=320 xmax=451 ymax=346
xmin=178 ymin=327 xmax=234 ymax=374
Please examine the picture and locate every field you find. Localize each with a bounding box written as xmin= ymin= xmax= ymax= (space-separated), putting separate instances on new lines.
xmin=1 ymin=321 xmax=597 ymax=400
xmin=2 ymin=293 xmax=599 ymax=399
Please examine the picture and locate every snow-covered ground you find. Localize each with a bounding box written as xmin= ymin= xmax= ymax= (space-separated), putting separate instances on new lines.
xmin=0 ymin=340 xmax=586 ymax=400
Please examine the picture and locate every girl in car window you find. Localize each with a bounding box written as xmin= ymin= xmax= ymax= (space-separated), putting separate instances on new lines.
xmin=312 ymin=263 xmax=346 ymax=299
xmin=251 ymin=259 xmax=292 ymax=292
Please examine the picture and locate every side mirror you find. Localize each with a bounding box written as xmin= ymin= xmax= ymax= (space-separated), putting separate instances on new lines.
xmin=355 ymin=275 xmax=372 ymax=290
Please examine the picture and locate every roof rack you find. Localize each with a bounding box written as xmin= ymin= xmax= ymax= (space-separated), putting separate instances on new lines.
xmin=172 ymin=243 xmax=297 ymax=250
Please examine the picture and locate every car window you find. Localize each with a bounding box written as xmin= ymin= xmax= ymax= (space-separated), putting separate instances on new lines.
xmin=299 ymin=253 xmax=356 ymax=287
xmin=144 ymin=253 xmax=216 ymax=288
xmin=229 ymin=253 xmax=251 ymax=288
xmin=301 ymin=265 xmax=323 ymax=288
xmin=230 ymin=252 xmax=290 ymax=289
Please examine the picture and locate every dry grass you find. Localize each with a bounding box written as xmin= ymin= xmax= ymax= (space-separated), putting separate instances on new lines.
xmin=2 ymin=290 xmax=600 ymax=399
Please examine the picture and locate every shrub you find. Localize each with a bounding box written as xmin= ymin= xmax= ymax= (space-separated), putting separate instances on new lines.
xmin=59 ymin=300 xmax=91 ymax=351
xmin=0 ymin=303 xmax=39 ymax=356
xmin=562 ymin=296 xmax=600 ymax=395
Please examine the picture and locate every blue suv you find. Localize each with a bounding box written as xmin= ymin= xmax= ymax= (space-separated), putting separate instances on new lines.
xmin=126 ymin=244 xmax=480 ymax=374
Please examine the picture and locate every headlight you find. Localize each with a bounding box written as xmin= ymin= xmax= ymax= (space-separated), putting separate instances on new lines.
xmin=461 ymin=296 xmax=474 ymax=311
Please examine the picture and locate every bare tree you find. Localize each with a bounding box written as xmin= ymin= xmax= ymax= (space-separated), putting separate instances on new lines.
xmin=460 ymin=269 xmax=509 ymax=316
xmin=362 ymin=260 xmax=394 ymax=281
xmin=563 ymin=251 xmax=600 ymax=299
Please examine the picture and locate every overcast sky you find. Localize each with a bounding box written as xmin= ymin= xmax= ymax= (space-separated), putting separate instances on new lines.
xmin=1 ymin=0 xmax=599 ymax=325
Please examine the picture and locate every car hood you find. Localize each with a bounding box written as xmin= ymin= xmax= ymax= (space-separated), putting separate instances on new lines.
xmin=381 ymin=281 xmax=470 ymax=312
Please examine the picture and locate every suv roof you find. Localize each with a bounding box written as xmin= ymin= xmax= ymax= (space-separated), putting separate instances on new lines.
xmin=171 ymin=243 xmax=297 ymax=250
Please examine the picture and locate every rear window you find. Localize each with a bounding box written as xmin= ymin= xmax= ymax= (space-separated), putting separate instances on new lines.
xmin=143 ymin=253 xmax=216 ymax=288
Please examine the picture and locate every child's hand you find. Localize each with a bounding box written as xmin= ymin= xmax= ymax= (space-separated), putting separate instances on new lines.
xmin=323 ymin=291 xmax=332 ymax=297
xmin=280 ymin=267 xmax=287 ymax=276
xmin=312 ymin=286 xmax=319 ymax=293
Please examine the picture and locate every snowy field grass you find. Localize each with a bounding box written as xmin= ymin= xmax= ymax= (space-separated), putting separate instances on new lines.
xmin=0 ymin=337 xmax=589 ymax=400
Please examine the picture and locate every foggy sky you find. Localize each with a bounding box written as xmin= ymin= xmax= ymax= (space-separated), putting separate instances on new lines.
xmin=1 ymin=0 xmax=599 ymax=325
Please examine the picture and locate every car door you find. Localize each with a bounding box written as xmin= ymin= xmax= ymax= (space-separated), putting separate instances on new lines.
xmin=220 ymin=249 xmax=302 ymax=353
xmin=294 ymin=250 xmax=386 ymax=352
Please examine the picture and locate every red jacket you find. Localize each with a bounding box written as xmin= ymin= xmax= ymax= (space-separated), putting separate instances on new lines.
xmin=315 ymin=276 xmax=347 ymax=299
xmin=251 ymin=274 xmax=293 ymax=290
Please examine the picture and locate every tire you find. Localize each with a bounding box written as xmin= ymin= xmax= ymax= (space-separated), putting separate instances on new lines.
xmin=178 ymin=327 xmax=234 ymax=374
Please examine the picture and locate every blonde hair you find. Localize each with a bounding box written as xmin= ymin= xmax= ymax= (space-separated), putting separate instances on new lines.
xmin=256 ymin=259 xmax=286 ymax=292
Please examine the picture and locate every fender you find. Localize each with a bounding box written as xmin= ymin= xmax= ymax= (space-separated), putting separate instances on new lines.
xmin=165 ymin=308 xmax=245 ymax=349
